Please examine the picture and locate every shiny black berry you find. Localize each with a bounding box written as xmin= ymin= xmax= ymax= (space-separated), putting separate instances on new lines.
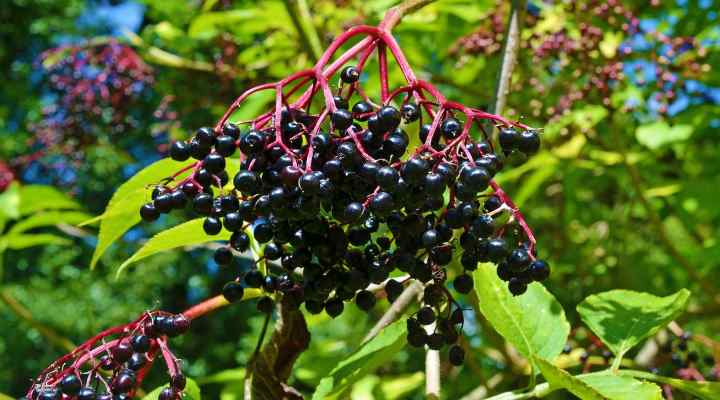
xmin=340 ymin=66 xmax=360 ymax=83
xmin=169 ymin=141 xmax=190 ymax=161
xmin=222 ymin=281 xmax=244 ymax=302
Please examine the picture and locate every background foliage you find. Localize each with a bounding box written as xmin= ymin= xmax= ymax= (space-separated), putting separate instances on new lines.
xmin=1 ymin=0 xmax=719 ymax=398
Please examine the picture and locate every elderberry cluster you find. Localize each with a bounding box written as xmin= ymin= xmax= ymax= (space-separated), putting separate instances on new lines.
xmin=138 ymin=63 xmax=549 ymax=365
xmin=23 ymin=313 xmax=190 ymax=400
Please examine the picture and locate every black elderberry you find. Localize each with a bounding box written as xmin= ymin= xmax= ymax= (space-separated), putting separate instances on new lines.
xmin=38 ymin=389 xmax=61 ymax=400
xmin=59 ymin=374 xmax=81 ymax=395
xmin=454 ymin=274 xmax=473 ymax=294
xmin=112 ymin=342 xmax=133 ymax=363
xmin=127 ymin=352 xmax=146 ymax=370
xmin=195 ymin=127 xmax=215 ymax=147
xmin=460 ymin=166 xmax=490 ymax=192
xmin=441 ymin=117 xmax=462 ymax=139
xmin=244 ymin=270 xmax=263 ymax=288
xmin=370 ymin=192 xmax=395 ymax=216
xmin=131 ymin=335 xmax=151 ymax=353
xmin=189 ymin=139 xmax=211 ymax=160
xmin=421 ymin=229 xmax=439 ymax=249
xmin=154 ymin=193 xmax=174 ymax=214
xmin=158 ymin=388 xmax=176 ymax=400
xmin=223 ymin=122 xmax=241 ymax=139
xmin=112 ymin=370 xmax=136 ymax=393
xmin=253 ymin=221 xmax=274 ymax=243
xmin=355 ymin=290 xmax=376 ymax=311
xmin=518 ymin=130 xmax=540 ymax=154
xmin=471 ymin=214 xmax=494 ymax=237
xmin=299 ymin=172 xmax=322 ymax=195
xmin=486 ymin=238 xmax=509 ymax=262
xmin=239 ymin=130 xmax=265 ymax=154
xmin=77 ymin=387 xmax=96 ymax=400
xmin=376 ymin=166 xmax=399 ymax=191
xmin=343 ymin=202 xmax=365 ymax=223
xmin=377 ymin=105 xmax=401 ymax=131
xmin=333 ymin=95 xmax=349 ymax=110
xmin=461 ymin=251 xmax=478 ymax=271
xmin=340 ymin=65 xmax=360 ymax=83
xmin=529 ymin=259 xmax=550 ymax=281
xmin=140 ymin=203 xmax=160 ymax=222
xmin=203 ymin=153 xmax=226 ymax=174
xmin=214 ymin=247 xmax=233 ymax=265
xmin=351 ymin=101 xmax=373 ymax=120
xmin=499 ymin=127 xmax=519 ymax=150
xmin=507 ymin=248 xmax=531 ymax=271
xmin=203 ymin=217 xmax=222 ymax=235
xmin=449 ymin=345 xmax=465 ymax=366
xmin=402 ymin=157 xmax=429 ymax=183
xmin=508 ymin=277 xmax=527 ymax=296
xmin=222 ymin=281 xmax=244 ymax=302
xmin=192 ymin=193 xmax=213 ymax=215
xmin=331 ymin=109 xmax=353 ymax=132
xmin=325 ymin=298 xmax=344 ymax=318
xmin=401 ymin=103 xmax=419 ymax=122
xmin=263 ymin=275 xmax=277 ymax=292
xmin=424 ymin=172 xmax=445 ymax=195
xmin=417 ymin=306 xmax=436 ymax=325
xmin=169 ymin=141 xmax=190 ymax=161
xmin=385 ymin=279 xmax=404 ymax=302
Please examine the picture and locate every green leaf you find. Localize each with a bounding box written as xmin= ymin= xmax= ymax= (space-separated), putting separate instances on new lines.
xmin=473 ymin=265 xmax=570 ymax=370
xmin=535 ymin=357 xmax=662 ymax=400
xmin=312 ymin=319 xmax=407 ymax=400
xmin=142 ymin=377 xmax=201 ymax=400
xmin=87 ymin=157 xmax=191 ymax=269
xmin=635 ymin=121 xmax=693 ymax=149
xmin=188 ymin=9 xmax=259 ymax=39
xmin=18 ymin=185 xmax=81 ymax=215
xmin=196 ymin=368 xmax=246 ymax=385
xmin=4 ymin=233 xmax=71 ymax=249
xmin=620 ymin=370 xmax=720 ymax=400
xmin=117 ymin=218 xmax=231 ymax=276
xmin=0 ymin=392 xmax=14 ymax=400
xmin=577 ymin=289 xmax=690 ymax=359
xmin=579 ymin=373 xmax=662 ymax=400
xmin=0 ymin=182 xmax=20 ymax=220
xmin=8 ymin=211 xmax=91 ymax=234
xmin=535 ymin=357 xmax=605 ymax=399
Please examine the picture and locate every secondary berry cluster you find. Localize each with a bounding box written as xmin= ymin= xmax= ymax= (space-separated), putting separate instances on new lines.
xmin=22 ymin=312 xmax=190 ymax=400
xmin=137 ymin=23 xmax=549 ymax=370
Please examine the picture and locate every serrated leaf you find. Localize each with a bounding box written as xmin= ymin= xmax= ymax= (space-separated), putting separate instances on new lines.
xmin=472 ymin=265 xmax=569 ymax=370
xmin=142 ymin=377 xmax=201 ymax=400
xmin=577 ymin=289 xmax=690 ymax=359
xmin=8 ymin=211 xmax=91 ymax=234
xmin=4 ymin=233 xmax=71 ymax=249
xmin=620 ymin=370 xmax=720 ymax=400
xmin=579 ymin=372 xmax=662 ymax=400
xmin=535 ymin=357 xmax=662 ymax=400
xmin=117 ymin=218 xmax=231 ymax=276
xmin=635 ymin=121 xmax=693 ymax=149
xmin=535 ymin=357 xmax=606 ymax=399
xmin=18 ymin=185 xmax=81 ymax=215
xmin=312 ymin=319 xmax=406 ymax=400
xmin=87 ymin=157 xmax=191 ymax=269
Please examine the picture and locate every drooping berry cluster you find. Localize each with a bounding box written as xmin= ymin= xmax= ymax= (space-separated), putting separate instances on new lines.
xmin=137 ymin=20 xmax=549 ymax=365
xmin=23 ymin=312 xmax=190 ymax=400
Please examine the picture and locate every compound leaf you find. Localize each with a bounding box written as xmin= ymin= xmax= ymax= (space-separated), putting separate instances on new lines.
xmin=117 ymin=218 xmax=231 ymax=276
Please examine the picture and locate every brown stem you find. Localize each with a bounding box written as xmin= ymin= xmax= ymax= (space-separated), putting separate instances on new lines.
xmin=490 ymin=0 xmax=526 ymax=116
xmin=380 ymin=0 xmax=438 ymax=31
xmin=362 ymin=280 xmax=423 ymax=344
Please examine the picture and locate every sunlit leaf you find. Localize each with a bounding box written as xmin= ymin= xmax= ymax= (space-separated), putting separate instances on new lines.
xmin=636 ymin=121 xmax=693 ymax=149
xmin=577 ymin=289 xmax=690 ymax=359
xmin=87 ymin=157 xmax=191 ymax=269
xmin=142 ymin=378 xmax=201 ymax=400
xmin=117 ymin=218 xmax=231 ymax=276
xmin=313 ymin=319 xmax=406 ymax=400
xmin=473 ymin=265 xmax=570 ymax=370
